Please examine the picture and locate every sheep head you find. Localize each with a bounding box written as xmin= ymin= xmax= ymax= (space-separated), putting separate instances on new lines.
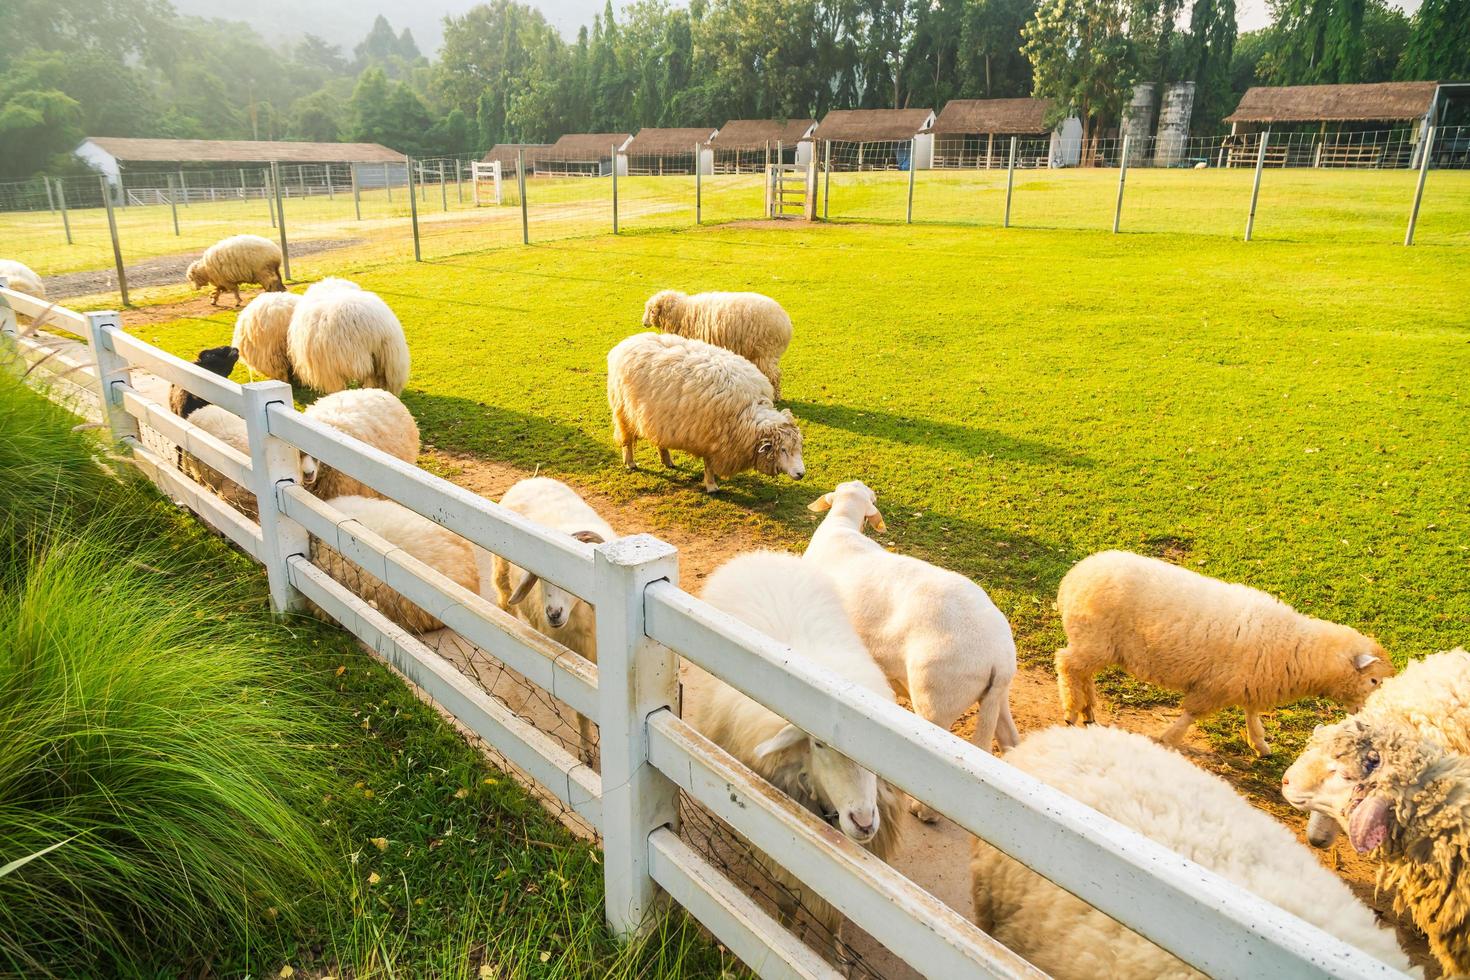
xmin=808 ymin=480 xmax=885 ymax=533
xmin=1325 ymin=634 xmax=1394 ymax=710
xmin=754 ymin=724 xmax=880 ymax=845
xmin=642 ymin=289 xmax=683 ymax=329
xmin=1308 ymin=718 xmax=1441 ymax=855
xmin=507 ymin=530 xmax=604 ymax=630
xmin=1282 ymin=727 xmax=1346 ymax=847
xmin=753 ymin=409 xmax=804 ymax=480
xmin=186 ymin=261 xmax=209 ymax=289
xmin=194 ymin=345 xmax=240 ymax=377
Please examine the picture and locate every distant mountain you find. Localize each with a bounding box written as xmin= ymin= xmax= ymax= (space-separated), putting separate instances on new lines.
xmin=169 ymin=0 xmax=602 ymax=53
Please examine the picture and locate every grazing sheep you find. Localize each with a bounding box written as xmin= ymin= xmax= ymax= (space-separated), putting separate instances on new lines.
xmin=308 ymin=495 xmax=479 ymax=633
xmin=0 ymin=259 xmax=46 ymax=299
xmin=1306 ymin=718 xmax=1470 ymax=977
xmin=642 ymin=290 xmax=793 ymax=397
xmin=804 ymin=481 xmax=1018 ymax=822
xmin=970 ymin=725 xmax=1417 ymax=980
xmin=1055 ymin=550 xmax=1394 ymax=755
xmin=178 ymin=405 xmax=257 ymax=518
xmin=300 ymin=388 xmax=420 ymax=500
xmin=231 ymin=292 xmax=301 ymax=381
xmin=185 ymin=235 xmax=284 ymax=306
xmin=490 ymin=477 xmax=616 ymax=761
xmin=684 ymin=551 xmax=903 ymax=961
xmin=1285 ymin=648 xmax=1470 ymax=848
xmin=286 ymin=283 xmax=409 ymax=394
xmin=607 ymin=332 xmax=804 ymax=493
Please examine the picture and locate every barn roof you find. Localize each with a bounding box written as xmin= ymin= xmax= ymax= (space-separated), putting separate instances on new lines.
xmin=709 ymin=119 xmax=817 ymax=148
xmin=547 ymin=133 xmax=633 ymax=157
xmin=1224 ymin=82 xmax=1440 ymax=123
xmin=625 ymin=127 xmax=718 ymax=155
xmin=816 ymin=108 xmax=935 ymax=142
xmin=483 ymin=143 xmax=550 ymax=167
xmin=82 ymin=137 xmax=405 ymax=164
xmin=931 ymin=98 xmax=1055 ymax=135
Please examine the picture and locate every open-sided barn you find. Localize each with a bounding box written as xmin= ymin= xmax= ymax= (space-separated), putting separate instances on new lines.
xmin=816 ymin=108 xmax=936 ymax=170
xmin=482 ymin=144 xmax=551 ymax=177
xmin=623 ymin=128 xmax=719 ymax=175
xmin=537 ymin=133 xmax=633 ymax=177
xmin=929 ymin=98 xmax=1082 ymax=169
xmin=708 ymin=119 xmax=817 ymax=172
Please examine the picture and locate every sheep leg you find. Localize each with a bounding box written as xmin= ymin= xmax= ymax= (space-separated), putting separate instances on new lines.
xmin=701 ymin=460 xmax=719 ymax=493
xmin=232 ymin=286 xmax=242 ymax=307
xmin=910 ymin=676 xmax=993 ymax=822
xmin=1158 ymin=708 xmax=1199 ymax=747
xmin=575 ymin=712 xmax=598 ymax=768
xmin=659 ymin=447 xmax=674 ymax=468
xmin=1245 ymin=710 xmax=1271 ymax=757
xmin=209 ymin=287 xmax=221 ymax=306
xmin=621 ymin=442 xmax=637 ymax=470
xmin=1054 ymin=645 xmax=1100 ymax=726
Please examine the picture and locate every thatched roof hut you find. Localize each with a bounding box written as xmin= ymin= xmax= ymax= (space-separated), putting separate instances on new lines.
xmin=1225 ymin=82 xmax=1439 ymax=125
xmin=816 ymin=108 xmax=935 ymax=143
xmin=931 ymin=98 xmax=1055 ymax=135
xmin=709 ymin=119 xmax=817 ymax=149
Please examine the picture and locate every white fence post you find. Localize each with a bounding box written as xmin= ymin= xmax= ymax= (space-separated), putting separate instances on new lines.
xmin=1004 ymin=136 xmax=1017 ymax=228
xmin=241 ymin=381 xmax=309 ymax=614
xmin=1245 ymin=130 xmax=1269 ymax=242
xmin=84 ymin=312 xmax=139 ymax=444
xmin=594 ymin=534 xmax=681 ymax=937
xmin=1113 ymin=134 xmax=1130 ymax=234
xmin=1405 ymin=125 xmax=1436 ymax=247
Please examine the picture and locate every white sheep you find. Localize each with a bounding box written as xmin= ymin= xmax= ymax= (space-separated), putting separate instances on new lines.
xmin=300 ymin=388 xmax=420 ymax=500
xmin=642 ymin=289 xmax=793 ymax=398
xmin=684 ymin=551 xmax=904 ymax=961
xmin=1301 ymin=718 xmax=1470 ymax=977
xmin=186 ymin=234 xmax=284 ymax=306
xmin=1284 ymin=647 xmax=1470 ymax=848
xmin=231 ymin=291 xmax=300 ymax=382
xmin=308 ymin=495 xmax=479 ymax=633
xmin=970 ymin=725 xmax=1418 ymax=979
xmin=1055 ymin=550 xmax=1394 ymax=755
xmin=607 ymin=332 xmax=804 ymax=493
xmin=804 ymin=481 xmax=1018 ymax=822
xmin=0 ymin=259 xmax=46 ymax=299
xmin=178 ymin=405 xmax=260 ymax=519
xmin=490 ymin=477 xmax=616 ymax=761
xmin=287 ymin=284 xmax=409 ymax=394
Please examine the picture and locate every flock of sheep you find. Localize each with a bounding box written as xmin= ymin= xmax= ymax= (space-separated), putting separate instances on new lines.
xmin=3 ymin=238 xmax=1466 ymax=979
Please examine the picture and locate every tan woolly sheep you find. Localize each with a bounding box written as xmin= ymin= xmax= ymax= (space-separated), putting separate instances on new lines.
xmin=1055 ymin=550 xmax=1393 ymax=755
xmin=178 ymin=405 xmax=258 ymax=519
xmin=0 ymin=259 xmax=46 ymax=299
xmin=231 ymin=292 xmax=301 ymax=382
xmin=300 ymin=388 xmax=420 ymax=500
xmin=308 ymin=495 xmax=479 ymax=633
xmin=642 ymin=289 xmax=793 ymax=397
xmin=969 ymin=725 xmax=1417 ymax=979
xmin=185 ymin=234 xmax=284 ymax=306
xmin=607 ymin=332 xmax=804 ymax=493
xmin=286 ymin=283 xmax=410 ymax=394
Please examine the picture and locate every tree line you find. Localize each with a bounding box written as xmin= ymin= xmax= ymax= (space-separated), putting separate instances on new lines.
xmin=1 ymin=0 xmax=1465 ymax=179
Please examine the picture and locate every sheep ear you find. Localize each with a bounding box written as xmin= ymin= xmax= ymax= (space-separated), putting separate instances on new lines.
xmin=1353 ymin=653 xmax=1380 ymax=671
xmin=865 ymin=507 xmax=887 ymax=533
xmin=757 ymin=440 xmax=772 ymax=455
xmin=571 ymin=530 xmax=605 ymax=545
xmin=508 ymin=571 xmax=540 ymax=605
xmin=1348 ymin=795 xmax=1392 ymax=853
xmin=753 ymin=724 xmax=807 ymax=761
xmin=808 ymin=493 xmax=834 ymax=513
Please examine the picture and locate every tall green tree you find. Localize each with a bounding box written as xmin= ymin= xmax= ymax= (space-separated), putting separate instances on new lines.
xmin=1269 ymin=0 xmax=1365 ymax=82
xmin=1185 ymin=0 xmax=1236 ymax=132
xmin=1023 ymin=0 xmax=1136 ymax=152
xmin=1398 ymin=0 xmax=1469 ymax=80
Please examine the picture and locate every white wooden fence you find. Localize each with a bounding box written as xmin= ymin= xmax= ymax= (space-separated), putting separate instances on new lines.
xmin=0 ymin=281 xmax=1412 ymax=980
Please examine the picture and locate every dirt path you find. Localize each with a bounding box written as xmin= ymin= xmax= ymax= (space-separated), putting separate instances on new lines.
xmin=45 ymin=238 xmax=359 ymax=300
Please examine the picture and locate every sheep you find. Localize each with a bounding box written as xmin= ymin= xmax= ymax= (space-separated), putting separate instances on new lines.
xmin=0 ymin=259 xmax=46 ymax=299
xmin=969 ymin=725 xmax=1418 ymax=980
xmin=606 ymin=332 xmax=804 ymax=493
xmin=804 ymin=481 xmax=1018 ymax=822
xmin=168 ymin=345 xmax=239 ymax=422
xmin=300 ymin=388 xmax=420 ymax=500
xmin=489 ymin=477 xmax=616 ymax=762
xmin=178 ymin=405 xmax=259 ymax=518
xmin=1054 ymin=550 xmax=1394 ymax=756
xmin=642 ymin=289 xmax=793 ymax=398
xmin=684 ymin=551 xmax=904 ymax=963
xmin=1284 ymin=648 xmax=1470 ymax=848
xmin=286 ymin=283 xmax=409 ymax=394
xmin=185 ymin=234 xmax=284 ymax=306
xmin=1301 ymin=717 xmax=1470 ymax=977
xmin=308 ymin=495 xmax=479 ymax=633
xmin=231 ymin=291 xmax=301 ymax=382
xmin=306 ymin=277 xmax=362 ymax=294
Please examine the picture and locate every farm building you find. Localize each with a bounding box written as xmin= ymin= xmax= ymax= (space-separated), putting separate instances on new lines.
xmin=929 ymin=98 xmax=1082 ymax=169
xmin=623 ymin=128 xmax=719 ymax=175
xmin=74 ymin=137 xmax=407 ymax=201
xmin=816 ymin=108 xmax=936 ymax=170
xmin=708 ymin=119 xmax=817 ymax=172
xmin=483 ymin=143 xmax=551 ymax=177
xmin=536 ymin=133 xmax=633 ymax=177
xmin=1222 ymin=81 xmax=1465 ymax=168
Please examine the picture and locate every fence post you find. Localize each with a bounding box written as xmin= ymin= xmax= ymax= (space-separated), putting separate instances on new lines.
xmin=612 ymin=145 xmax=619 ymax=234
xmin=407 ymin=157 xmax=422 ymax=262
xmin=351 ymin=164 xmax=362 ymax=221
xmin=0 ymin=278 xmax=15 ymax=339
xmin=240 ymin=168 xmax=248 ymax=200
xmin=266 ymin=168 xmax=277 ymax=228
xmin=44 ymin=177 xmax=56 ymax=213
xmin=594 ymin=535 xmax=680 ymax=937
xmin=55 ymin=179 xmax=72 ymax=245
xmin=271 ymin=162 xmax=291 ymax=281
xmin=385 ymin=162 xmax=393 ymax=203
xmin=100 ymin=177 xmax=130 ymax=306
xmin=166 ymin=174 xmax=181 ymax=236
xmin=177 ymin=169 xmax=188 ymax=207
xmin=327 ymin=164 xmax=335 ymax=201
xmin=1004 ymin=136 xmax=1017 ymax=228
xmin=118 ymin=174 xmax=127 ymax=209
xmin=823 ymin=139 xmax=832 ymax=220
xmin=1245 ymin=130 xmax=1269 ymax=242
xmin=694 ymin=143 xmax=702 ymax=225
xmin=457 ymin=160 xmax=464 ymax=204
xmin=440 ymin=163 xmax=448 ymax=212
xmin=241 ymin=381 xmax=310 ymax=615
xmin=84 ymin=312 xmax=139 ymax=443
xmin=1113 ymin=134 xmax=1130 ymax=234
xmin=1405 ymin=126 xmax=1436 ymax=246
xmin=518 ymin=149 xmax=529 ymax=245
xmin=906 ymin=137 xmax=917 ymax=224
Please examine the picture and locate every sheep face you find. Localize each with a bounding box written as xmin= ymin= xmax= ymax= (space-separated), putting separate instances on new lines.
xmin=753 ymin=410 xmax=805 ymax=480
xmin=195 ymin=345 xmax=240 ymax=377
xmin=1330 ymin=641 xmax=1394 ymax=710
xmin=755 ymin=724 xmax=880 ymax=844
xmin=186 ymin=261 xmax=209 ymax=289
xmin=1282 ymin=728 xmax=1348 ymax=846
xmin=807 ymin=480 xmax=886 ymax=532
xmin=642 ymin=290 xmax=681 ymax=329
xmin=506 ymin=530 xmax=604 ymax=630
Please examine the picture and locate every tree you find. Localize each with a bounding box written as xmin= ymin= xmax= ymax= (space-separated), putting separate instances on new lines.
xmin=290 ymin=91 xmax=342 ymax=142
xmin=1184 ymin=0 xmax=1236 ymax=132
xmin=1023 ymin=0 xmax=1136 ymax=155
xmin=959 ymin=0 xmax=1038 ymax=99
xmin=1269 ymin=0 xmax=1365 ymax=83
xmin=0 ymin=88 xmax=81 ymax=177
xmin=1398 ymin=0 xmax=1466 ymax=80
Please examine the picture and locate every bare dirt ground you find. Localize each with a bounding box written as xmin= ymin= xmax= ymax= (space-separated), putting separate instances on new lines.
xmin=44 ymin=238 xmax=358 ymax=299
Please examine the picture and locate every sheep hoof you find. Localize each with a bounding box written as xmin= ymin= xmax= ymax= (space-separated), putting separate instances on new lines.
xmin=909 ymin=798 xmax=939 ymax=824
xmin=1253 ymin=743 xmax=1272 ymax=758
xmin=703 ymin=483 xmax=719 ymax=494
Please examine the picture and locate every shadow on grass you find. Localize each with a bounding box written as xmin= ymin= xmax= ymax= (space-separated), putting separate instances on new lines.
xmin=786 ymin=399 xmax=1093 ymax=468
xmin=402 ymin=391 xmax=613 ymax=474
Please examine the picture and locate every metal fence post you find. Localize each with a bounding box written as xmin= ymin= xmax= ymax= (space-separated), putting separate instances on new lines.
xmin=823 ymin=139 xmax=832 ymax=220
xmin=241 ymin=380 xmax=310 ymax=615
xmin=266 ymin=168 xmax=277 ymax=228
xmin=906 ymin=137 xmax=917 ymax=224
xmin=1405 ymin=126 xmax=1436 ymax=246
xmin=326 ymin=165 xmax=335 ymax=201
xmin=518 ymin=149 xmax=529 ymax=245
xmin=694 ymin=143 xmax=702 ymax=225
xmin=44 ymin=178 xmax=56 ymax=213
xmin=385 ymin=162 xmax=393 ymax=203
xmin=457 ymin=160 xmax=464 ymax=204
xmin=1004 ymin=136 xmax=1017 ymax=228
xmin=407 ymin=157 xmax=422 ymax=262
xmin=612 ymin=144 xmax=619 ymax=234
xmin=594 ymin=535 xmax=680 ymax=937
xmin=271 ymin=162 xmax=291 ymax=281
xmin=178 ymin=169 xmax=188 ymax=207
xmin=440 ymin=163 xmax=448 ymax=212
xmin=100 ymin=177 xmax=130 ymax=306
xmin=351 ymin=164 xmax=361 ymax=221
xmin=166 ymin=174 xmax=181 ymax=236
xmin=1245 ymin=130 xmax=1269 ymax=242
xmin=55 ymin=179 xmax=72 ymax=244
xmin=419 ymin=162 xmax=427 ymax=202
xmin=1113 ymin=134 xmax=1130 ymax=234
xmin=240 ymin=168 xmax=248 ymax=200
xmin=84 ymin=312 xmax=139 ymax=443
